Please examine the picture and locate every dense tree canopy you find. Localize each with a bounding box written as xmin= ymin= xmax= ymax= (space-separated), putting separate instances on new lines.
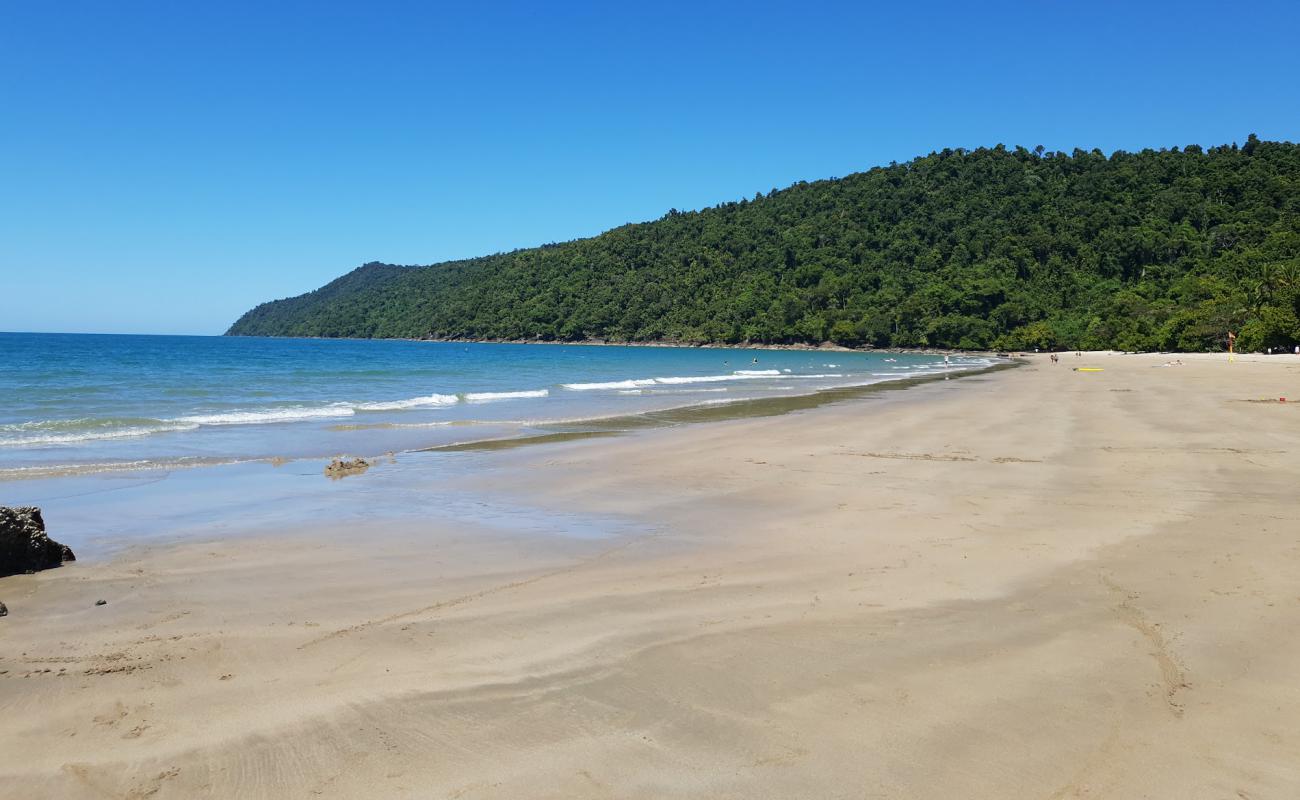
xmin=228 ymin=137 xmax=1300 ymax=352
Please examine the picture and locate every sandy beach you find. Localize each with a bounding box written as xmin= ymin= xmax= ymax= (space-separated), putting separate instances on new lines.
xmin=2 ymin=351 xmax=1298 ymax=799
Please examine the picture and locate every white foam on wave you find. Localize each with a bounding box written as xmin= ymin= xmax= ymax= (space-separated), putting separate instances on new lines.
xmin=1 ymin=403 xmax=371 ymax=445
xmin=176 ymin=405 xmax=357 ymax=425
xmin=566 ymin=369 xmax=789 ymax=389
xmin=463 ymin=389 xmax=550 ymax=402
xmin=563 ymin=379 xmax=657 ymax=391
xmin=652 ymin=373 xmax=768 ymax=384
xmin=328 ymin=420 xmax=462 ymax=431
xmin=649 ymin=375 xmax=725 ymax=385
xmin=567 ymin=370 xmax=788 ymax=389
xmin=355 ymin=393 xmax=459 ymax=411
xmin=0 ymin=421 xmax=201 ymax=447
xmin=870 ymin=370 xmax=948 ymax=379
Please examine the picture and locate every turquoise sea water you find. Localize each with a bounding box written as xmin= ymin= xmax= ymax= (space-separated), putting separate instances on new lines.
xmin=0 ymin=333 xmax=998 ymax=554
xmin=1 ymin=333 xmax=992 ymax=479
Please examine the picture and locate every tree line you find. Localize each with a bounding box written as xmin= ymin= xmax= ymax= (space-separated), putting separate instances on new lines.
xmin=227 ymin=135 xmax=1300 ymax=353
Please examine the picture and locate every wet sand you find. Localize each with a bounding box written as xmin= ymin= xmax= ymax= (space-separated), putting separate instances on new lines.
xmin=2 ymin=351 xmax=1299 ymax=798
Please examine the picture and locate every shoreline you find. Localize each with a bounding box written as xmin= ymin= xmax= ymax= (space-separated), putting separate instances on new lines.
xmin=422 ymin=357 xmax=1021 ymax=452
xmin=0 ymin=356 xmax=1011 ymax=483
xmin=225 ymin=331 xmax=1298 ymax=361
xmin=3 ymin=352 xmax=1299 ymax=798
xmin=227 ymin=331 xmax=971 ymax=354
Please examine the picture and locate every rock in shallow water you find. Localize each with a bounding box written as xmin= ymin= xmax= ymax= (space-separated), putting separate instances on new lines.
xmin=324 ymin=456 xmax=371 ymax=479
xmin=0 ymin=506 xmax=76 ymax=578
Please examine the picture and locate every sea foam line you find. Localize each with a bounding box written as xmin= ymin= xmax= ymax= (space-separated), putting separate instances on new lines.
xmin=0 ymin=387 xmax=549 ymax=446
xmin=175 ymin=405 xmax=357 ymax=425
xmin=0 ymin=422 xmax=201 ymax=447
xmin=355 ymin=393 xmax=460 ymax=411
xmin=562 ymin=379 xmax=658 ymax=391
xmin=564 ymin=370 xmax=784 ymax=389
xmin=650 ymin=373 xmax=777 ymax=385
xmin=463 ymin=389 xmax=550 ymax=402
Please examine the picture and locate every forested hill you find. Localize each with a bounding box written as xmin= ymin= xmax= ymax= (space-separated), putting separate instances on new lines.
xmin=227 ymin=136 xmax=1300 ymax=352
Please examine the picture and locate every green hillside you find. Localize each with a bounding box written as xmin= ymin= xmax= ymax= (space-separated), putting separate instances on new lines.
xmin=227 ymin=136 xmax=1300 ymax=352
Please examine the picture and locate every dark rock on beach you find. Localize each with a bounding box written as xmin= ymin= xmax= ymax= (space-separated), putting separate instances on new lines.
xmin=0 ymin=506 xmax=76 ymax=578
xmin=0 ymin=601 xmax=8 ymax=617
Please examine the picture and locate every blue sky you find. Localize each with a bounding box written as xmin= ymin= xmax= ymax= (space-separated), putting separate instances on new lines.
xmin=2 ymin=1 xmax=1297 ymax=335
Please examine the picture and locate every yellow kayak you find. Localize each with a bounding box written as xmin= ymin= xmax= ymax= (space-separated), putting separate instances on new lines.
xmin=1074 ymin=367 xmax=1104 ymax=372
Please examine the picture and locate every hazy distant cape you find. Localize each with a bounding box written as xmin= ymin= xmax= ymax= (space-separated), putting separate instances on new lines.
xmin=227 ymin=137 xmax=1300 ymax=352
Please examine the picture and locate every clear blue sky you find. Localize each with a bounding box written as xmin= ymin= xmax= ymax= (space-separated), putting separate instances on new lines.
xmin=2 ymin=0 xmax=1297 ymax=335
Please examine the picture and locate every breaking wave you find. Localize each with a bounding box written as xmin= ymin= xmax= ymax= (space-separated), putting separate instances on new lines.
xmin=463 ymin=389 xmax=550 ymax=402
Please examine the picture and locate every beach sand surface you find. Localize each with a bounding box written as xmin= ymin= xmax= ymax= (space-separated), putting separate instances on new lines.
xmin=2 ymin=352 xmax=1299 ymax=799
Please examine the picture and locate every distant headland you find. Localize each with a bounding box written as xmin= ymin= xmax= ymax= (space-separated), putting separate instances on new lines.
xmin=228 ymin=136 xmax=1299 ymax=354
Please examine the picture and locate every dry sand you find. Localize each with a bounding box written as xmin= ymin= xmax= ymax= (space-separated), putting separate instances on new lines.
xmin=2 ymin=351 xmax=1299 ymax=799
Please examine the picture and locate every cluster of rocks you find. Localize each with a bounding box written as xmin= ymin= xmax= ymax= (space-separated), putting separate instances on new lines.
xmin=1 ymin=506 xmax=75 ymax=579
xmin=324 ymin=456 xmax=371 ymax=479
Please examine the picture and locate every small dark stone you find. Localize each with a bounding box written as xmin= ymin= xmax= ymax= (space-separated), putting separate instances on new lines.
xmin=95 ymin=599 xmax=107 ymax=606
xmin=0 ymin=601 xmax=8 ymax=617
xmin=1 ymin=506 xmax=76 ymax=578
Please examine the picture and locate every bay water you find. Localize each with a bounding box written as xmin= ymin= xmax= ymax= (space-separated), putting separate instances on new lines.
xmin=1 ymin=333 xmax=992 ymax=479
xmin=0 ymin=333 xmax=995 ymax=553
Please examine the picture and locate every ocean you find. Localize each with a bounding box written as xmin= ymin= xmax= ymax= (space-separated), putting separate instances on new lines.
xmin=0 ymin=333 xmax=996 ymax=553
xmin=1 ymin=333 xmax=993 ymax=480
